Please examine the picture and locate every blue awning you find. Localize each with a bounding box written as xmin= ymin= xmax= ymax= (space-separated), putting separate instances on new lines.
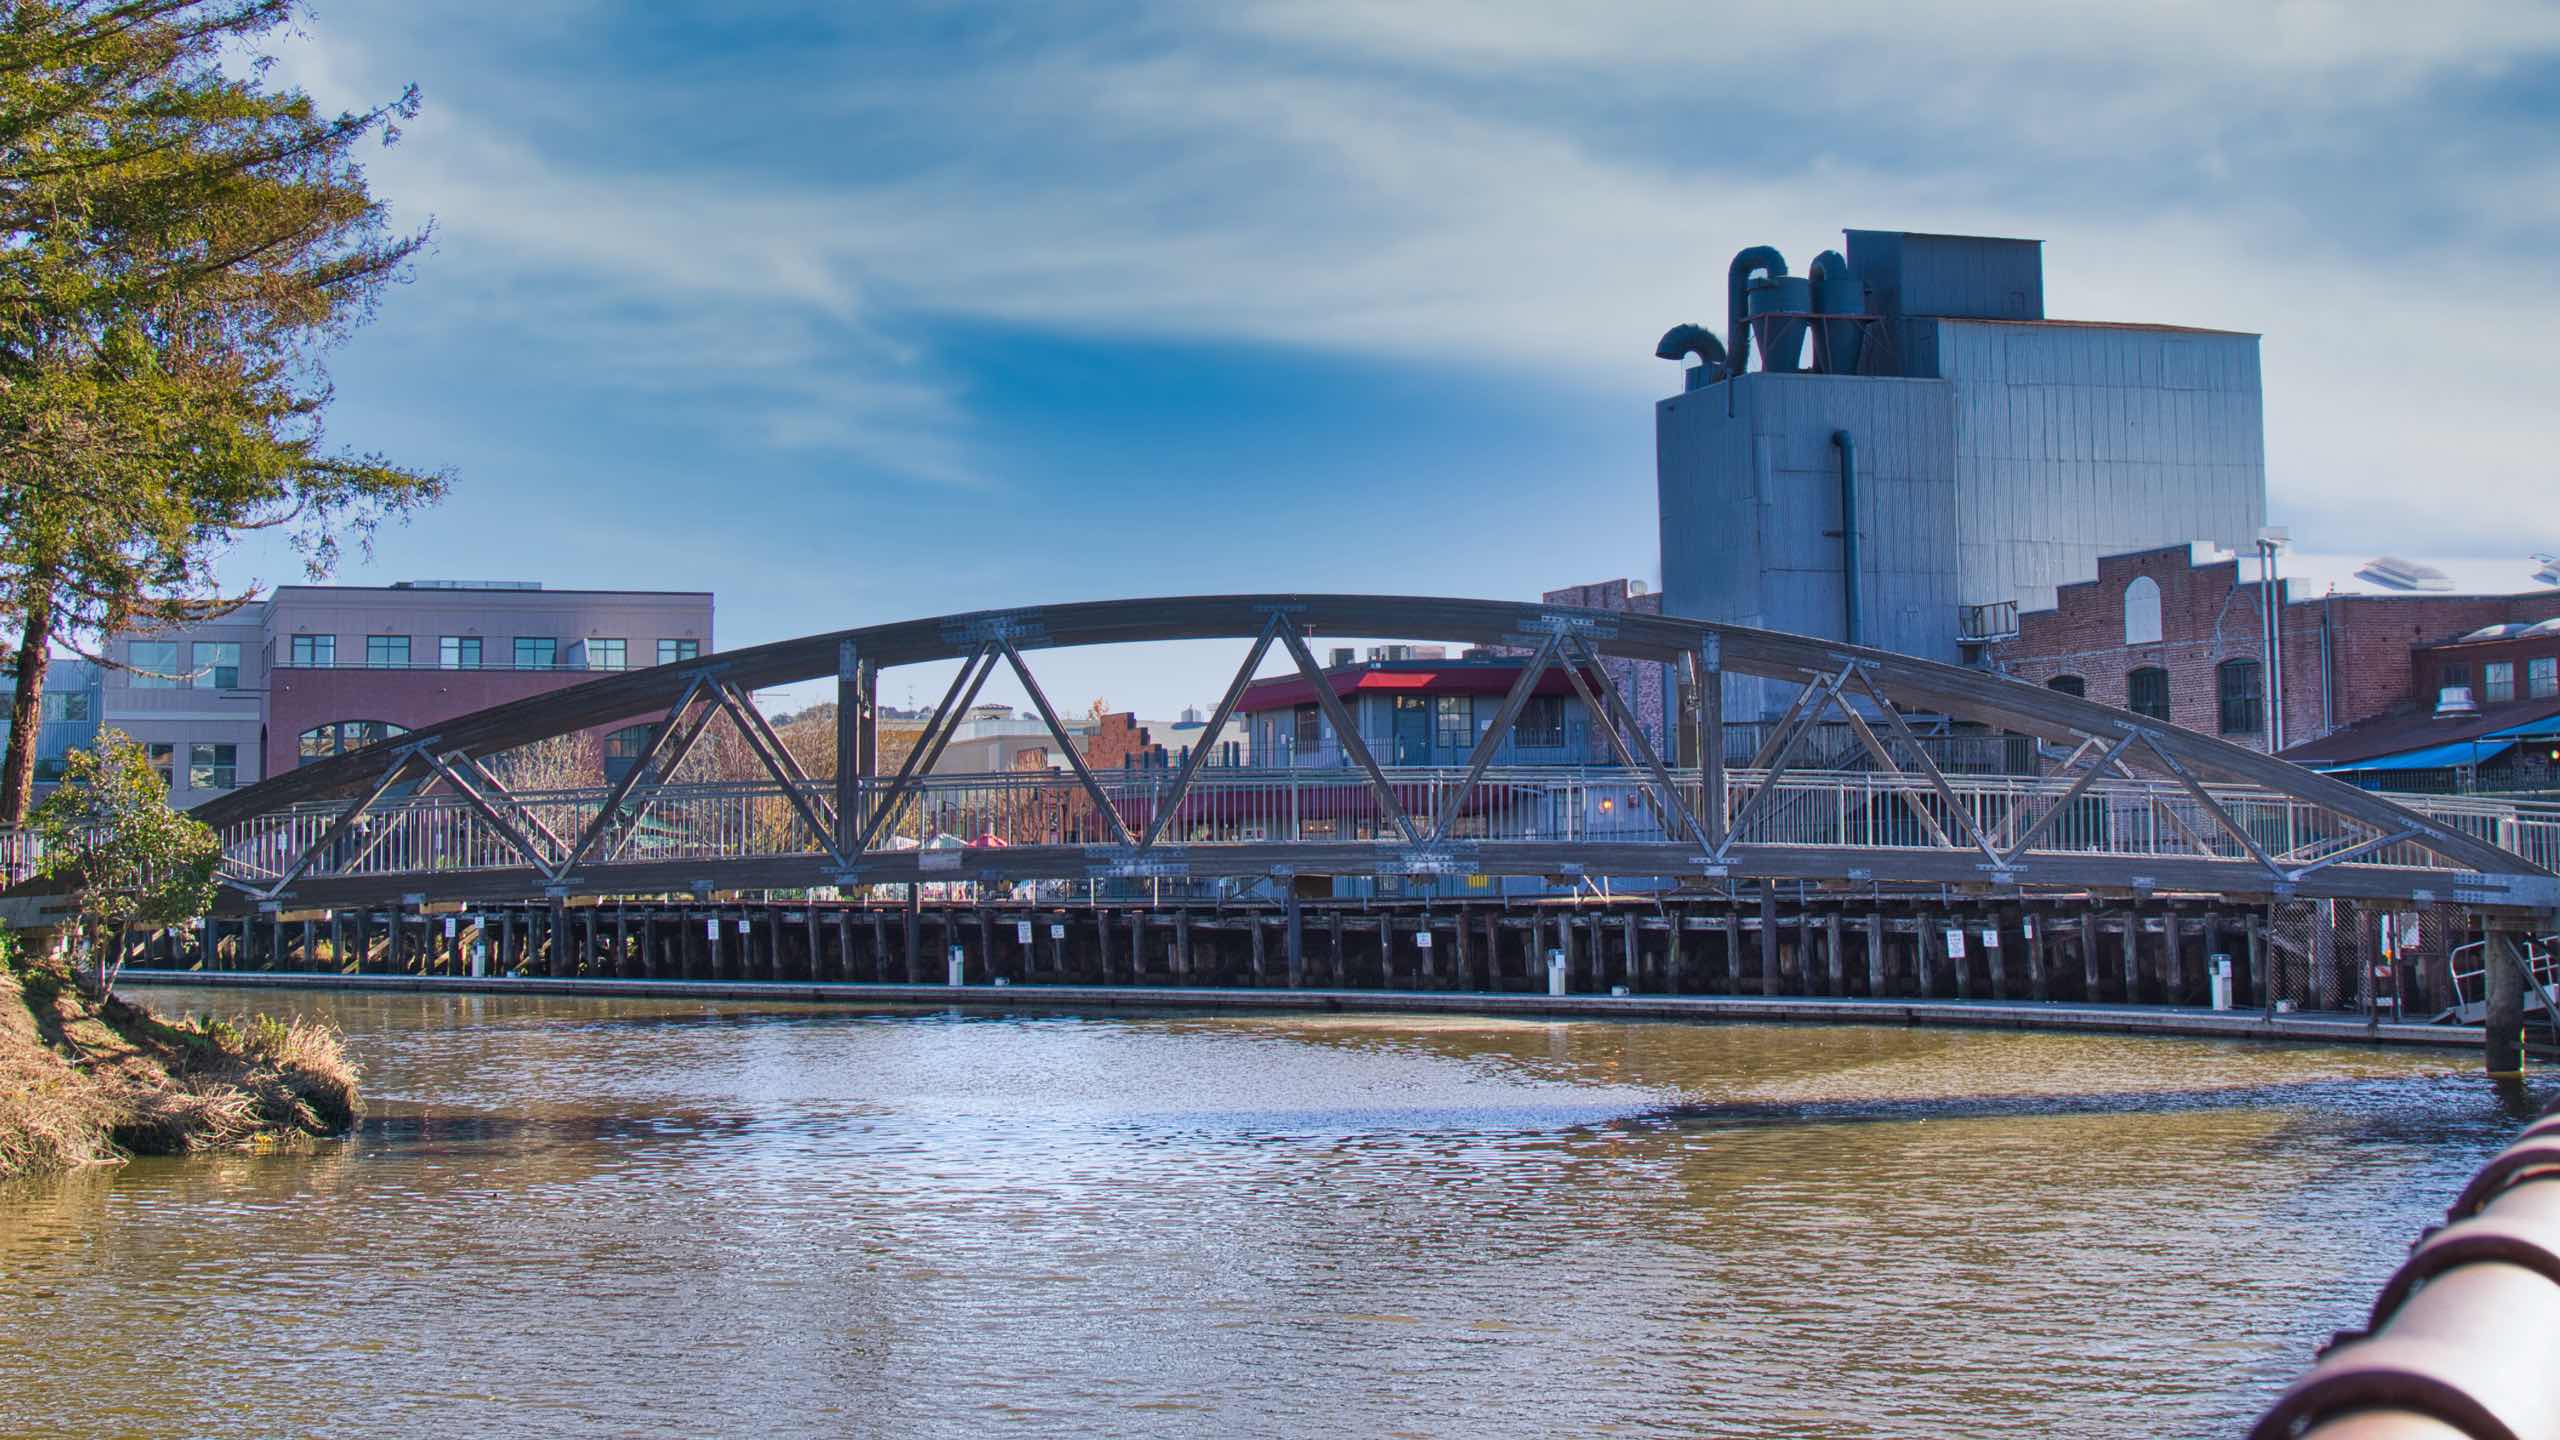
xmin=2487 ymin=713 xmax=2560 ymax=741
xmin=2315 ymin=738 xmax=2515 ymax=773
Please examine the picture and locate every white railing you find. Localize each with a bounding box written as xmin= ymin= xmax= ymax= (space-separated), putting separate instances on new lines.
xmin=2448 ymin=933 xmax=2560 ymax=1019
xmin=195 ymin=765 xmax=2560 ymax=891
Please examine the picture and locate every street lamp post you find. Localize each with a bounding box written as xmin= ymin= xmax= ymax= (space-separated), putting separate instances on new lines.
xmin=2257 ymin=527 xmax=2290 ymax=754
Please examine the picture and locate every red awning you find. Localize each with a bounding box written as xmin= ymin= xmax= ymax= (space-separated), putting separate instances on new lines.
xmin=1236 ymin=661 xmax=1606 ymax=714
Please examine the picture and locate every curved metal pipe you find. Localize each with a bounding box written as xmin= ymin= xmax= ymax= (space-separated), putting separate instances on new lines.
xmin=1809 ymin=249 xmax=1862 ymax=374
xmin=1653 ymin=323 xmax=1727 ymax=375
xmin=1726 ymin=245 xmax=1786 ymax=379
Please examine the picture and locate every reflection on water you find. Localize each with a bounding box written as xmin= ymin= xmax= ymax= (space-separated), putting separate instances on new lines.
xmin=0 ymin=988 xmax=2541 ymax=1439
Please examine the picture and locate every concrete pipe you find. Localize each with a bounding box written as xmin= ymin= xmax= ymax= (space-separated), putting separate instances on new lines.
xmin=2252 ymin=1099 xmax=2560 ymax=1439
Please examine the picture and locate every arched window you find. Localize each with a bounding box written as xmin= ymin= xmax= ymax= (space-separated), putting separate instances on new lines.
xmin=2045 ymin=675 xmax=2086 ymax=698
xmin=2123 ymin=575 xmax=2162 ymax=645
xmin=603 ymin=724 xmax=655 ymax=783
xmin=298 ymin=719 xmax=407 ymax=763
xmin=2127 ymin=667 xmax=2171 ymax=721
xmin=2217 ymin=659 xmax=2263 ymax=735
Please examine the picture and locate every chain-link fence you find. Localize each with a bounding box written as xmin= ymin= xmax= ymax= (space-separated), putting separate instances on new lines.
xmin=2267 ymin=899 xmax=2471 ymax=1017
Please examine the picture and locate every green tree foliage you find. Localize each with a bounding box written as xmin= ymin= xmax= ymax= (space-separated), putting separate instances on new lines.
xmin=29 ymin=728 xmax=217 ymax=993
xmin=0 ymin=1 xmax=447 ymax=822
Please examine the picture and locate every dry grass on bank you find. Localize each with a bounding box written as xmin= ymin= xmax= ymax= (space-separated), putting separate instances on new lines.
xmin=0 ymin=949 xmax=361 ymax=1180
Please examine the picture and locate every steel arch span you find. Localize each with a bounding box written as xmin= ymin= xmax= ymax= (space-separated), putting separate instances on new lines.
xmin=190 ymin=594 xmax=2560 ymax=915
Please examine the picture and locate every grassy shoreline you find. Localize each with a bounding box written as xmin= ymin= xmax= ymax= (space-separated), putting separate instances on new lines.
xmin=1 ymin=947 xmax=361 ymax=1180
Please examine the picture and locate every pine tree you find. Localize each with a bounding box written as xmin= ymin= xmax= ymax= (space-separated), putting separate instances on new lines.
xmin=0 ymin=1 xmax=446 ymax=822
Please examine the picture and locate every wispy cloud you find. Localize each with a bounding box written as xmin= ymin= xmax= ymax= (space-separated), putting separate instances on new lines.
xmin=266 ymin=2 xmax=2560 ymax=552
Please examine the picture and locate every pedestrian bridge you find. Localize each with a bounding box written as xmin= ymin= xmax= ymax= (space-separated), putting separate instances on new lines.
xmin=186 ymin=594 xmax=2560 ymax=916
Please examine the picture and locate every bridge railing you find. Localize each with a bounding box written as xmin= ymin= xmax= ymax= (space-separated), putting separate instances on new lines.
xmin=200 ymin=765 xmax=2560 ymax=893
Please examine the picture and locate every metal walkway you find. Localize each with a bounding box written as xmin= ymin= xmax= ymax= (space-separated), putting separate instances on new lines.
xmin=136 ymin=593 xmax=2560 ymax=915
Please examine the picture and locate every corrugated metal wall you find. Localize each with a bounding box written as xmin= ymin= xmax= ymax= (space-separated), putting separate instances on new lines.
xmin=1657 ymin=374 xmax=1959 ymax=718
xmin=1934 ymin=320 xmax=2266 ymax=614
xmin=1846 ymin=229 xmax=2044 ymax=323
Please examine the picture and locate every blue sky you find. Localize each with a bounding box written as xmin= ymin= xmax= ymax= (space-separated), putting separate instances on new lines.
xmin=230 ymin=0 xmax=2560 ymax=716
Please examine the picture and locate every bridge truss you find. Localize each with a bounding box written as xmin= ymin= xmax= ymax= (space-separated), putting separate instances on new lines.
xmin=189 ymin=595 xmax=2560 ymax=917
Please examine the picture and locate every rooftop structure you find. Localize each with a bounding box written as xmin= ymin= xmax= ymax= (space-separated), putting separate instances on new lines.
xmin=1657 ymin=228 xmax=2268 ymax=718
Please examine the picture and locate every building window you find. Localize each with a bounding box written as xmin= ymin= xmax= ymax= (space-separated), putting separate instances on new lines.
xmin=2123 ymin=575 xmax=2162 ymax=645
xmin=2485 ymin=661 xmax=2516 ymax=704
xmin=657 ymin=638 xmax=700 ymax=666
xmin=1515 ymin=695 xmax=1565 ymax=748
xmin=41 ymin=690 xmax=90 ymax=723
xmin=2045 ymin=675 xmax=2086 ymax=698
xmin=2127 ymin=667 xmax=2170 ymax=721
xmin=2439 ymin=662 xmax=2471 ymax=691
xmin=129 ymin=640 xmax=180 ymax=688
xmin=147 ymin=742 xmax=173 ymax=788
xmin=192 ymin=641 xmax=240 ymax=689
xmin=588 ymin=638 xmax=627 ymax=671
xmin=1434 ymin=696 xmax=1471 ymax=749
xmin=2532 ymin=657 xmax=2558 ymax=700
xmin=1293 ymin=702 xmax=1322 ymax=752
xmin=298 ymin=719 xmax=408 ymax=762
xmin=514 ymin=637 xmax=558 ymax=671
xmin=603 ymin=724 xmax=654 ymax=783
xmin=188 ymin=742 xmax=238 ymax=791
xmin=440 ymin=636 xmax=482 ymax=670
xmin=290 ymin=634 xmax=335 ymax=667
xmin=366 ymin=635 xmax=411 ymax=668
xmin=2217 ymin=659 xmax=2263 ymax=734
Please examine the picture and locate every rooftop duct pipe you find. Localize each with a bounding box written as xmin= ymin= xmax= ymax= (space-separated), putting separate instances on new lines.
xmin=1654 ymin=323 xmax=1728 ymax=386
xmin=1808 ymin=249 xmax=1863 ymax=375
xmin=1726 ymin=246 xmax=1786 ymax=378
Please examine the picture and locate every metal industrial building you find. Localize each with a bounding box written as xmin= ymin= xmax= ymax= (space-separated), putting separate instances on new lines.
xmin=1655 ymin=229 xmax=2268 ymax=717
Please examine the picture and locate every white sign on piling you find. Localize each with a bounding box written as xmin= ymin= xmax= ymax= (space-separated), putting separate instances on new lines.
xmin=1945 ymin=929 xmax=1967 ymax=959
xmin=1416 ymin=931 xmax=1433 ymax=950
xmin=948 ymin=945 xmax=966 ymax=987
xmin=1016 ymin=921 xmax=1033 ymax=945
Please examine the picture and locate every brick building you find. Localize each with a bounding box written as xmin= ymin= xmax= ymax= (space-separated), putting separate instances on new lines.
xmin=1539 ymin=579 xmax=1671 ymax=753
xmin=101 ymin=580 xmax=714 ymax=808
xmin=1988 ymin=543 xmax=2560 ymax=760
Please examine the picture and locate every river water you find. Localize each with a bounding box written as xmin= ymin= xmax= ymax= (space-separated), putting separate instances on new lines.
xmin=1 ymin=988 xmax=2542 ymax=1439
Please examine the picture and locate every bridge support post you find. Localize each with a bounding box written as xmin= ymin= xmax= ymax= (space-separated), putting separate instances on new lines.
xmin=1864 ymin=913 xmax=1885 ymax=997
xmin=835 ymin=641 xmax=875 ymax=861
xmin=903 ymin=886 xmax=921 ymax=983
xmin=2079 ymin=914 xmax=2099 ymax=1000
xmin=2163 ymin=910 xmax=2186 ymax=1006
xmin=2121 ymin=911 xmax=2141 ymax=1005
xmin=1285 ymin=894 xmax=1304 ymax=987
xmin=1952 ymin=911 xmax=1973 ymax=1000
xmin=2485 ymin=926 xmax=2529 ymax=1079
xmin=1757 ymin=890 xmax=1777 ymax=996
xmin=1825 ymin=912 xmax=1843 ymax=996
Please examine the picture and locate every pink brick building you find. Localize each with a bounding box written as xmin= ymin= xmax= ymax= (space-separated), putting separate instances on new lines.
xmin=105 ymin=581 xmax=713 ymax=808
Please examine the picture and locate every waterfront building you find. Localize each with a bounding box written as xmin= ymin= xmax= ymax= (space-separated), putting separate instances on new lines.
xmin=99 ymin=580 xmax=714 ymax=808
xmin=1656 ymin=228 xmax=2269 ymax=719
xmin=1235 ymin=653 xmax=1618 ymax=774
xmin=0 ymin=658 xmax=105 ymax=793
xmin=1987 ymin=541 xmax=2560 ymax=790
